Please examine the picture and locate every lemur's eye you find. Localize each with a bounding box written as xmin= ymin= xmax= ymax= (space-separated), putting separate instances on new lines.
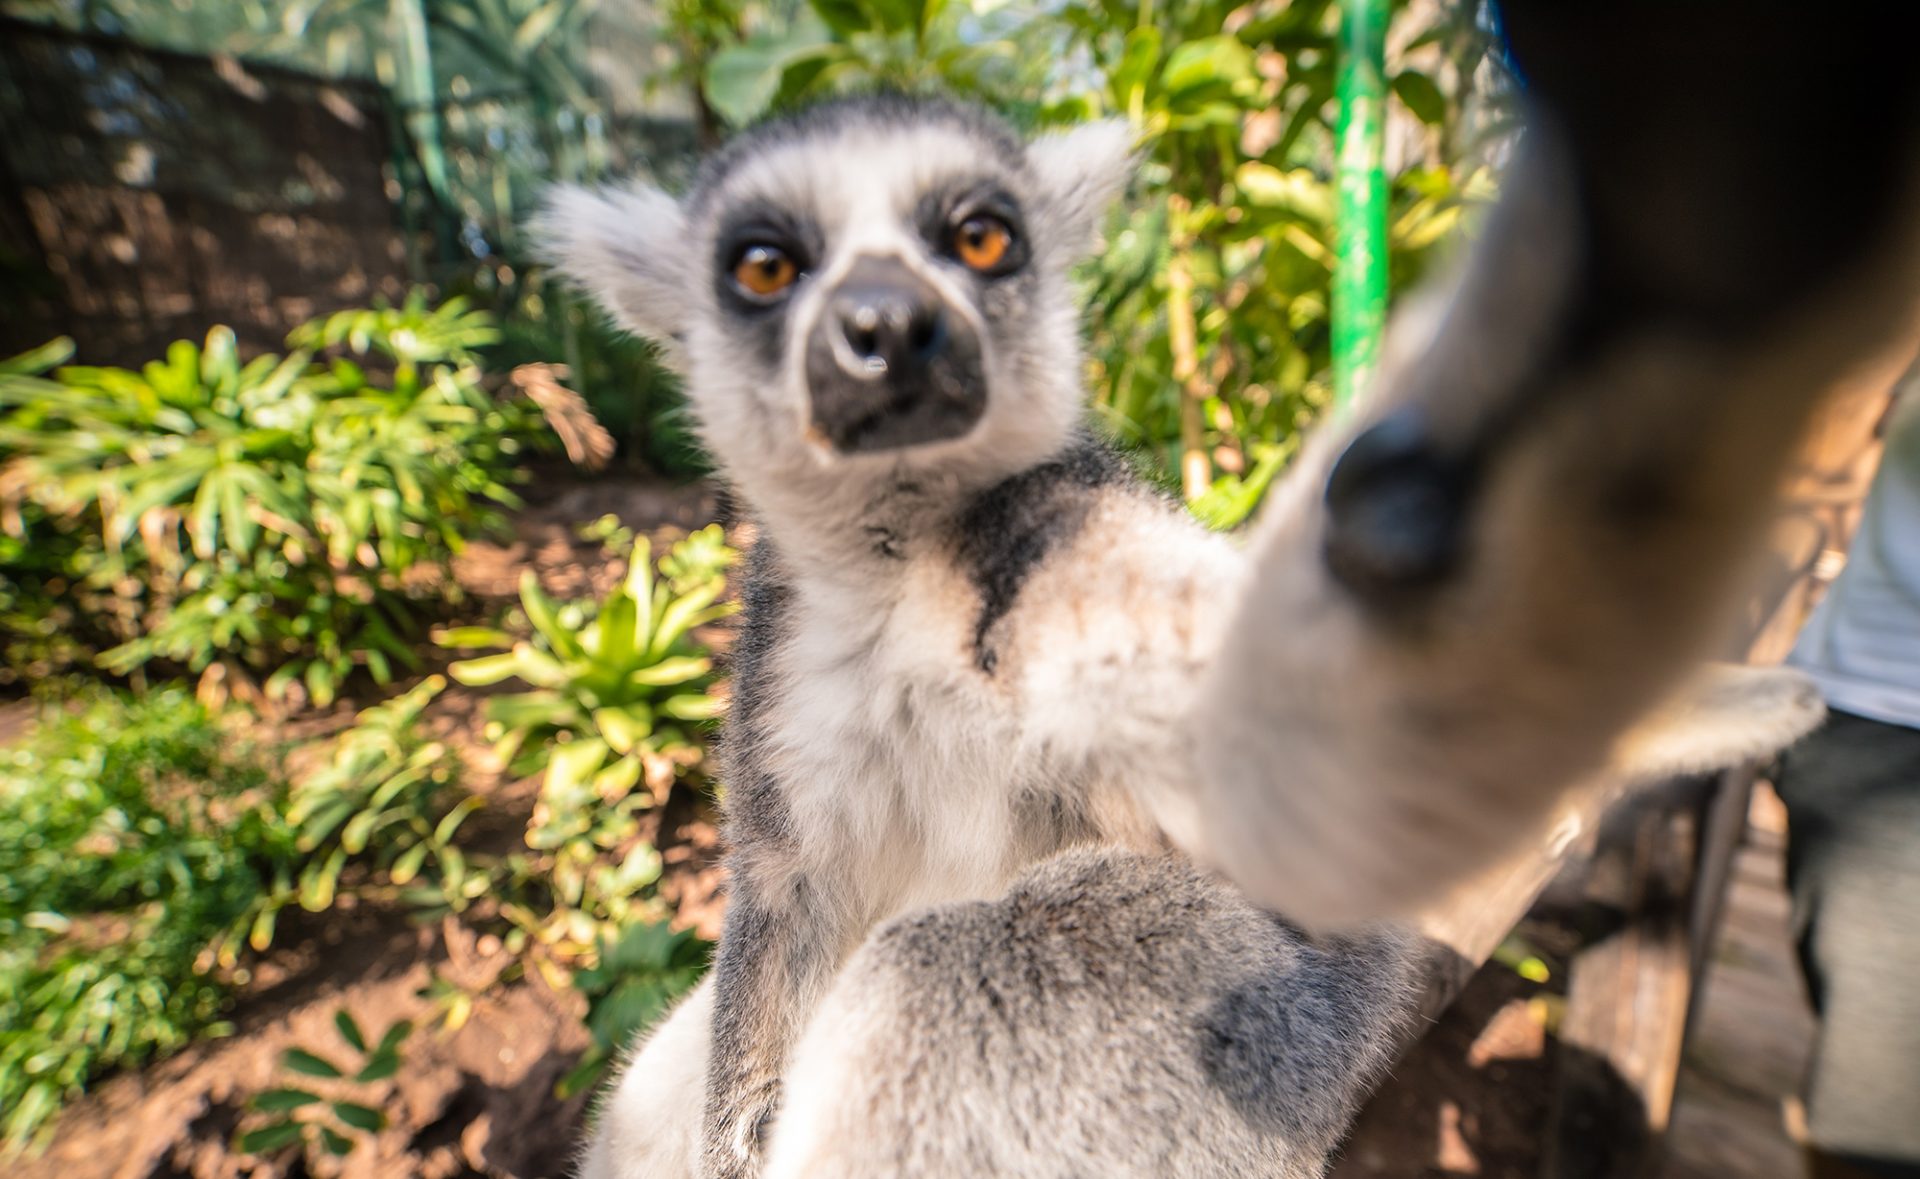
xmin=732 ymin=244 xmax=799 ymax=299
xmin=953 ymin=215 xmax=1014 ymax=272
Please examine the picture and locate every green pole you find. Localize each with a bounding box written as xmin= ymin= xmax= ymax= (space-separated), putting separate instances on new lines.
xmin=391 ymin=0 xmax=452 ymax=210
xmin=1332 ymin=0 xmax=1389 ymax=408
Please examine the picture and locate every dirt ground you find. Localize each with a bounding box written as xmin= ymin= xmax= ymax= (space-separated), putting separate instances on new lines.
xmin=20 ymin=469 xmax=1586 ymax=1179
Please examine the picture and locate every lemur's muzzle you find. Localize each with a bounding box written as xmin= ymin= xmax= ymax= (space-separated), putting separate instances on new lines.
xmin=804 ymin=256 xmax=986 ymax=454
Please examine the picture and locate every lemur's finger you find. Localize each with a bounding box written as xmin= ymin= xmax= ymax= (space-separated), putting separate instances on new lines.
xmin=1193 ymin=2 xmax=1920 ymax=925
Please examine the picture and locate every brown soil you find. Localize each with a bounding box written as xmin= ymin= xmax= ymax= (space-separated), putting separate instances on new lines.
xmin=1335 ymin=941 xmax=1562 ymax=1179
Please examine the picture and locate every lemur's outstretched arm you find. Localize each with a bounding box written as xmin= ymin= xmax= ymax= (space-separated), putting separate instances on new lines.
xmin=1192 ymin=2 xmax=1920 ymax=924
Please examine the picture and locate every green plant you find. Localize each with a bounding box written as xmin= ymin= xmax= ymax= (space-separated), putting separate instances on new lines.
xmin=0 ymin=688 xmax=292 ymax=1154
xmin=657 ymin=523 xmax=739 ymax=594
xmin=239 ymin=677 xmax=479 ymax=960
xmin=561 ymin=920 xmax=711 ymax=1097
xmin=0 ymin=293 xmax=550 ymax=701
xmin=439 ymin=532 xmax=734 ymax=955
xmin=237 ymin=1010 xmax=414 ymax=1159
xmin=0 ymin=675 xmax=484 ymax=1154
xmin=702 ymin=0 xmax=1044 ymax=128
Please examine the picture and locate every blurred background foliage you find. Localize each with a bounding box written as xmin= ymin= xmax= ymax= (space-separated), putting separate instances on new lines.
xmin=9 ymin=0 xmax=1511 ymax=510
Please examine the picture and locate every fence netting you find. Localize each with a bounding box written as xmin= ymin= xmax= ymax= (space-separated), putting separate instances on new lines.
xmin=0 ymin=20 xmax=412 ymax=365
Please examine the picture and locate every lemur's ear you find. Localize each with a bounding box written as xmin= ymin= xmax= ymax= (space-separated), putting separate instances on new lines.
xmin=1024 ymin=119 xmax=1136 ymax=255
xmin=533 ymin=182 xmax=692 ymax=365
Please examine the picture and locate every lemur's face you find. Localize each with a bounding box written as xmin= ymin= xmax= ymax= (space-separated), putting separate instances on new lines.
xmin=539 ymin=98 xmax=1133 ymax=482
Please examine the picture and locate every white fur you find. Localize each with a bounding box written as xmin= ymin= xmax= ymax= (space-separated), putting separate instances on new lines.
xmin=533 ymin=184 xmax=693 ymax=361
xmin=577 ymin=979 xmax=714 ymax=1179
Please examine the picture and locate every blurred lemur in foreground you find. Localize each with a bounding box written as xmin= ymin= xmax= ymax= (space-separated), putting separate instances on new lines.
xmin=543 ymin=6 xmax=1920 ymax=1173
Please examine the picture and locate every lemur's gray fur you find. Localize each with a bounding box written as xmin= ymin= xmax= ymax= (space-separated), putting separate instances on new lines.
xmin=543 ymin=12 xmax=1920 ymax=1171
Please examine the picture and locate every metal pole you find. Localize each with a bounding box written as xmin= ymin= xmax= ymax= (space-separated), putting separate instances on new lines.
xmin=391 ymin=0 xmax=452 ymax=210
xmin=1332 ymin=0 xmax=1389 ymax=408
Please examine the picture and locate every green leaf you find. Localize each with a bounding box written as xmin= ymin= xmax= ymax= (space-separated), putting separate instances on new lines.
xmin=1110 ymin=26 xmax=1163 ymax=105
xmin=865 ymin=0 xmax=918 ymax=33
xmin=321 ymin=1126 xmax=355 ymax=1156
xmin=299 ymin=846 xmax=348 ymax=912
xmin=519 ymin=571 xmax=582 ymax=659
xmin=591 ymin=753 xmax=643 ymax=800
xmin=661 ymin=694 xmax=725 ymax=722
xmin=704 ymin=31 xmax=840 ymax=127
xmin=390 ymin=841 xmax=431 ymax=886
xmin=250 ymin=904 xmax=280 ymax=953
xmin=281 ymin=1048 xmax=345 ymax=1079
xmin=334 ymin=1009 xmax=366 ymax=1053
xmin=506 ymin=643 xmax=570 ymax=689
xmin=1160 ymin=35 xmax=1255 ymax=97
xmin=627 ymin=655 xmax=711 ymax=688
xmin=545 ymin=737 xmax=610 ymax=796
xmin=433 ymin=795 xmax=484 ymax=845
xmin=305 ymin=660 xmax=337 ymax=709
xmin=331 ymin=1101 xmax=385 ymax=1132
xmin=0 ymin=335 xmax=74 ymax=375
xmin=237 ymin=1120 xmax=307 ymax=1154
xmin=375 ymin=1019 xmax=414 ymax=1055
xmin=341 ymin=808 xmax=380 ymax=856
xmin=592 ymin=705 xmax=654 ymax=755
xmin=434 ymin=626 xmax=515 ymax=650
xmin=252 ymin=1087 xmax=323 ymax=1113
xmin=650 ymin=582 xmax=722 ymax=659
xmin=448 ymin=652 xmax=523 ymax=687
xmin=810 ymin=0 xmax=873 ymax=36
xmin=513 ymin=1 xmax=567 ymax=51
xmin=354 ymin=1052 xmax=400 ymax=1083
xmin=1392 ymin=70 xmax=1447 ymax=125
xmin=1236 ymin=162 xmax=1335 ymax=224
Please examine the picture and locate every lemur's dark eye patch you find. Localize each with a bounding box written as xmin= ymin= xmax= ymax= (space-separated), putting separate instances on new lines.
xmin=732 ymin=244 xmax=799 ymax=299
xmin=714 ymin=208 xmax=818 ymax=312
xmin=920 ymin=183 xmax=1029 ymax=278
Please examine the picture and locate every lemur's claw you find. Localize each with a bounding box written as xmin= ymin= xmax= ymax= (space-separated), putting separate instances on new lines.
xmin=1322 ymin=408 xmax=1473 ymax=606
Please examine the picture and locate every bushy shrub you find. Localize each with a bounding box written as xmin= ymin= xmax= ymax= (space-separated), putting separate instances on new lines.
xmin=0 ymin=689 xmax=288 ymax=1152
xmin=0 ymin=681 xmax=472 ymax=1154
xmin=0 ymin=293 xmax=550 ymax=702
xmin=562 ymin=920 xmax=711 ymax=1096
xmin=440 ymin=528 xmax=735 ymax=958
xmin=251 ymin=677 xmax=478 ymax=952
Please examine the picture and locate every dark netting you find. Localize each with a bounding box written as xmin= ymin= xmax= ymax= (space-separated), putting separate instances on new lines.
xmin=0 ymin=19 xmax=414 ymax=365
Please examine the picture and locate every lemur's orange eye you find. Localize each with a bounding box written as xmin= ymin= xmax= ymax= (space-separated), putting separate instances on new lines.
xmin=953 ymin=215 xmax=1013 ymax=272
xmin=733 ymin=245 xmax=798 ymax=299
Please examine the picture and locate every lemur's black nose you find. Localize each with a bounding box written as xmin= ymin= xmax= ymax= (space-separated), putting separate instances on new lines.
xmin=805 ymin=256 xmax=985 ymax=454
xmin=830 ymin=275 xmax=947 ymax=375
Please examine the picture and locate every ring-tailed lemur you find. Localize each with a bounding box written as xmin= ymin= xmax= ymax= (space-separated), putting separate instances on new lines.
xmin=543 ymin=14 xmax=1920 ymax=1168
xmin=544 ymin=98 xmax=1339 ymax=1177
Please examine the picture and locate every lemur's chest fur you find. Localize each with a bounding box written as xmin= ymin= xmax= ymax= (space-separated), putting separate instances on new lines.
xmin=721 ymin=440 xmax=1240 ymax=927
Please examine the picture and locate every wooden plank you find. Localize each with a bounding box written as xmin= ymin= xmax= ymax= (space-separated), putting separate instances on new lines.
xmin=1544 ymin=786 xmax=1706 ymax=1179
